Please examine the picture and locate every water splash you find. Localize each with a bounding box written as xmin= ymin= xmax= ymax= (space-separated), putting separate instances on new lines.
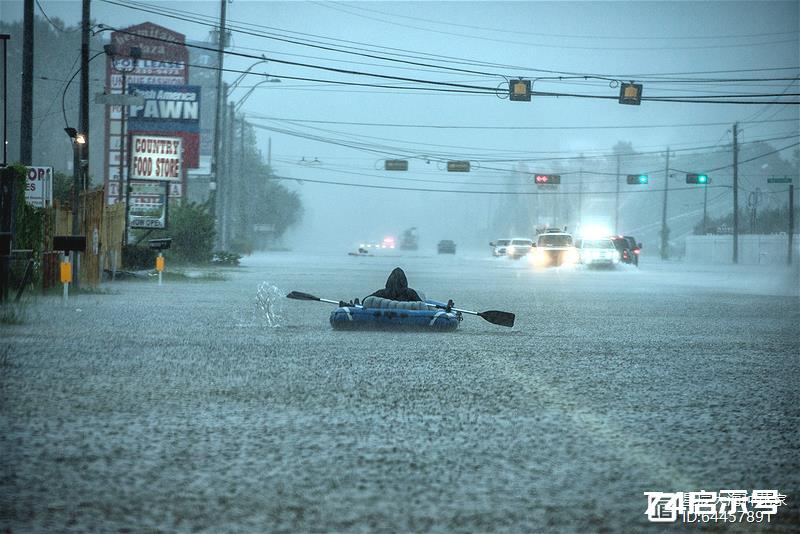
xmin=256 ymin=282 xmax=284 ymax=327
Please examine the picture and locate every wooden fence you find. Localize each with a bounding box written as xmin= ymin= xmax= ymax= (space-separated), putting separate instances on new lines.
xmin=42 ymin=188 xmax=125 ymax=288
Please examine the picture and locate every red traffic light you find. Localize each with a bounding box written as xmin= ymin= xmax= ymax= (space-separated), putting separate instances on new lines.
xmin=534 ymin=174 xmax=560 ymax=185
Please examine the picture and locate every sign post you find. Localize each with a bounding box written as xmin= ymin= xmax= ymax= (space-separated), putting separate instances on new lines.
xmin=54 ymin=235 xmax=86 ymax=304
xmin=149 ymin=238 xmax=171 ymax=285
xmin=60 ymin=252 xmax=72 ymax=303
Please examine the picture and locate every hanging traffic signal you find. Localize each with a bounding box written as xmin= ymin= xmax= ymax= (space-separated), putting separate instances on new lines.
xmin=627 ymin=174 xmax=649 ymax=184
xmin=686 ymin=173 xmax=709 ymax=184
xmin=509 ymin=79 xmax=531 ymax=102
xmin=534 ymin=174 xmax=561 ymax=185
xmin=619 ymin=82 xmax=643 ymax=105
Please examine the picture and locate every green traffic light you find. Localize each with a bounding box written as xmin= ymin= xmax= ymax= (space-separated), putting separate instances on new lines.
xmin=638 ymin=175 xmax=648 ymax=184
xmin=698 ymin=174 xmax=708 ymax=184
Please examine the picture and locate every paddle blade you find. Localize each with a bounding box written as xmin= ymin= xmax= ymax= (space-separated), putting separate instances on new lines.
xmin=286 ymin=291 xmax=320 ymax=301
xmin=478 ymin=310 xmax=515 ymax=328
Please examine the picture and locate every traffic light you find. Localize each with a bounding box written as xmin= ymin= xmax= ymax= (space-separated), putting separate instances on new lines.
xmin=509 ymin=79 xmax=531 ymax=102
xmin=627 ymin=174 xmax=649 ymax=184
xmin=534 ymin=174 xmax=561 ymax=185
xmin=619 ymin=82 xmax=643 ymax=105
xmin=686 ymin=173 xmax=709 ymax=184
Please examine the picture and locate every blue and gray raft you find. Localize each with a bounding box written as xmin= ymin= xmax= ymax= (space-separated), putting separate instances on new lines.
xmin=330 ymin=296 xmax=461 ymax=331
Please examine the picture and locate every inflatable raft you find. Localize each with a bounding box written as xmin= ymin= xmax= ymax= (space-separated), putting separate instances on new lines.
xmin=330 ymin=296 xmax=461 ymax=331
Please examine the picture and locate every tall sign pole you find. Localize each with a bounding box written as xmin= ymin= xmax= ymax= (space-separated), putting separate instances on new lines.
xmin=660 ymin=148 xmax=670 ymax=260
xmin=732 ymin=122 xmax=739 ymax=264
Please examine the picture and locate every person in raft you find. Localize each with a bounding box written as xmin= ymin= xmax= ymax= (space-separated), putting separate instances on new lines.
xmin=365 ymin=267 xmax=423 ymax=302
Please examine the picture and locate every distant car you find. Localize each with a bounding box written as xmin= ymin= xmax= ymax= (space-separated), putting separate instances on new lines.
xmin=577 ymin=238 xmax=620 ymax=267
xmin=532 ymin=232 xmax=578 ymax=267
xmin=437 ymin=240 xmax=456 ymax=254
xmin=507 ymin=238 xmax=533 ymax=259
xmin=489 ymin=239 xmax=511 ymax=256
xmin=610 ymin=236 xmax=641 ymax=266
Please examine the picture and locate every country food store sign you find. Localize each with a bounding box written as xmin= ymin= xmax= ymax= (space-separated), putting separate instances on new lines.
xmin=131 ymin=135 xmax=182 ymax=181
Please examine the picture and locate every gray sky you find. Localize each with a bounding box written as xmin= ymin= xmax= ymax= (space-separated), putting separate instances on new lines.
xmin=3 ymin=1 xmax=799 ymax=248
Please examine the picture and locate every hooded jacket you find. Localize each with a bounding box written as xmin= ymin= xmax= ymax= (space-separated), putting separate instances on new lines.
xmin=366 ymin=267 xmax=422 ymax=302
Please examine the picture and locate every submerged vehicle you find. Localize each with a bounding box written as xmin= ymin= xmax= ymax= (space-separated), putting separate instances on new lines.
xmin=330 ymin=297 xmax=461 ymax=331
xmin=576 ymin=237 xmax=620 ymax=267
xmin=531 ymin=232 xmax=579 ymax=267
xmin=400 ymin=227 xmax=419 ymax=250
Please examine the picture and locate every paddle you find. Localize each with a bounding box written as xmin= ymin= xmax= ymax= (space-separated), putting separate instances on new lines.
xmin=285 ymin=291 xmax=349 ymax=306
xmin=426 ymin=302 xmax=515 ymax=328
xmin=287 ymin=291 xmax=515 ymax=328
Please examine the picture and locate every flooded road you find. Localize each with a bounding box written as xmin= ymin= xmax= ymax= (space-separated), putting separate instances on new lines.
xmin=2 ymin=251 xmax=798 ymax=530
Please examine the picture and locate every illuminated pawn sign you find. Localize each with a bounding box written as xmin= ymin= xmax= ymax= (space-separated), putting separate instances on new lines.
xmin=627 ymin=174 xmax=649 ymax=184
xmin=509 ymin=79 xmax=531 ymax=102
xmin=619 ymin=82 xmax=643 ymax=105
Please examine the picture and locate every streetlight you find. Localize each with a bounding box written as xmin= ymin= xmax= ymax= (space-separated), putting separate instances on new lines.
xmin=233 ymin=77 xmax=281 ymax=113
xmin=105 ymin=45 xmax=141 ymax=246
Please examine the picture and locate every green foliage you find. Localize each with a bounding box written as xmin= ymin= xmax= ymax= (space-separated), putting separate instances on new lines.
xmin=52 ymin=171 xmax=73 ymax=204
xmin=122 ymin=245 xmax=157 ymax=270
xmin=149 ymin=202 xmax=216 ymax=264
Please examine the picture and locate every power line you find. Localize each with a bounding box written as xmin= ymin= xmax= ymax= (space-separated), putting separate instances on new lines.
xmin=313 ymin=0 xmax=799 ymax=52
xmin=247 ymin=114 xmax=798 ymax=131
xmin=99 ymin=0 xmax=799 ymax=82
xmin=321 ymin=1 xmax=799 ymax=42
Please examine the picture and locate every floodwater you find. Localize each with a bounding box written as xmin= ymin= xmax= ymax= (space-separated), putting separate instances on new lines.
xmin=2 ymin=250 xmax=798 ymax=531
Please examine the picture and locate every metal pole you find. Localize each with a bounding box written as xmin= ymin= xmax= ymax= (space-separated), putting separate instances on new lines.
xmin=789 ymin=183 xmax=794 ymax=266
xmin=210 ymin=0 xmax=228 ymax=214
xmin=118 ymin=70 xmax=126 ymax=204
xmin=1 ymin=34 xmax=8 ymax=167
xmin=123 ymin=130 xmax=131 ymax=246
xmin=702 ymin=182 xmax=708 ymax=234
xmin=660 ymin=148 xmax=670 ymax=260
xmin=224 ymin=101 xmax=234 ymax=249
xmin=614 ymin=154 xmax=620 ymax=235
xmin=20 ymin=0 xmax=33 ymax=164
xmin=733 ymin=122 xmax=739 ymax=264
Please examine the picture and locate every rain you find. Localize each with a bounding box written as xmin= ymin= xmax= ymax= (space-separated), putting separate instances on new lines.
xmin=1 ymin=1 xmax=798 ymax=531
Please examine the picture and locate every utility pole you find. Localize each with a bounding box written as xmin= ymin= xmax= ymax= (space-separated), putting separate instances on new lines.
xmin=1 ymin=34 xmax=8 ymax=167
xmin=219 ymin=91 xmax=228 ymax=250
xmin=702 ymin=181 xmax=708 ymax=234
xmin=224 ymin=101 xmax=234 ymax=249
xmin=20 ymin=0 xmax=33 ymax=164
xmin=732 ymin=122 xmax=739 ymax=263
xmin=79 ymin=0 xmax=90 ymax=183
xmin=69 ymin=0 xmax=91 ymax=288
xmin=210 ymin=0 xmax=227 ymax=216
xmin=660 ymin=148 xmax=670 ymax=260
xmin=239 ymin=115 xmax=246 ymax=239
xmin=789 ymin=183 xmax=795 ymax=266
xmin=614 ymin=153 xmax=620 ymax=234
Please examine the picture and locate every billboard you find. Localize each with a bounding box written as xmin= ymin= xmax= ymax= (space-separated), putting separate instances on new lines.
xmin=104 ymin=22 xmax=189 ymax=205
xmin=24 ymin=166 xmax=53 ymax=208
xmin=131 ymin=135 xmax=182 ymax=182
xmin=129 ymin=181 xmax=169 ymax=229
xmin=128 ymin=84 xmax=200 ymax=169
